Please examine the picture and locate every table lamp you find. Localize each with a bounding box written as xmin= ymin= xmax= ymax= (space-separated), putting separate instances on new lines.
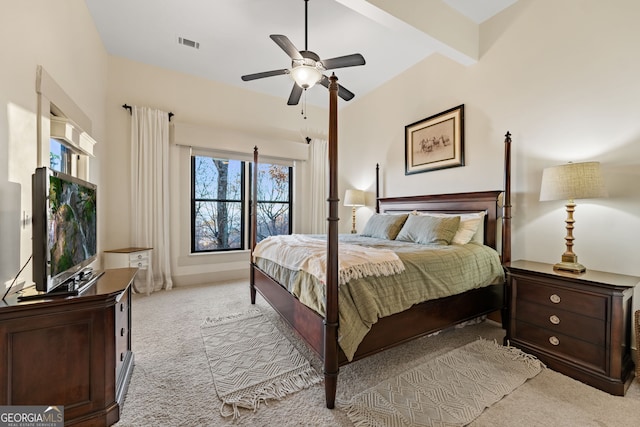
xmin=539 ymin=161 xmax=607 ymax=273
xmin=344 ymin=189 xmax=365 ymax=234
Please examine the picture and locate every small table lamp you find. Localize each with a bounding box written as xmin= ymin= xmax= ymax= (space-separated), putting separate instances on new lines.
xmin=539 ymin=161 xmax=607 ymax=273
xmin=344 ymin=189 xmax=365 ymax=234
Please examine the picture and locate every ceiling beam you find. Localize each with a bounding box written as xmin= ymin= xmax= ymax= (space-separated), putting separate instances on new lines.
xmin=336 ymin=0 xmax=478 ymax=65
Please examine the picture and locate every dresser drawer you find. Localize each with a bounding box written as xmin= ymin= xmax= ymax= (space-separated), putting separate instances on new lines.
xmin=514 ymin=277 xmax=606 ymax=319
xmin=515 ymin=299 xmax=606 ymax=346
xmin=514 ymin=320 xmax=606 ymax=372
xmin=115 ymin=289 xmax=130 ymax=379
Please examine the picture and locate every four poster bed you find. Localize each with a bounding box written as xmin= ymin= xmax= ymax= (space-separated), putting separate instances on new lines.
xmin=250 ymin=75 xmax=512 ymax=408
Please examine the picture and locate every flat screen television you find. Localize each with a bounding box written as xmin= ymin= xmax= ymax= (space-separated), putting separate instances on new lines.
xmin=32 ymin=167 xmax=97 ymax=293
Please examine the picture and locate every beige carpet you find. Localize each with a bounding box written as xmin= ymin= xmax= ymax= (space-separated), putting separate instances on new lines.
xmin=115 ymin=281 xmax=640 ymax=426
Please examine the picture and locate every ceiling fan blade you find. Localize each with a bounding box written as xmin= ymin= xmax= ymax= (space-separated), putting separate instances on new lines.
xmin=337 ymin=84 xmax=355 ymax=101
xmin=319 ymin=75 xmax=355 ymax=101
xmin=287 ymin=84 xmax=303 ymax=105
xmin=241 ymin=69 xmax=289 ymax=81
xmin=320 ymin=54 xmax=366 ymax=70
xmin=270 ymin=35 xmax=303 ymax=60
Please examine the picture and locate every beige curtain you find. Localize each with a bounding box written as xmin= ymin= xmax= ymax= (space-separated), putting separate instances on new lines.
xmin=308 ymin=138 xmax=328 ymax=234
xmin=130 ymin=106 xmax=173 ymax=293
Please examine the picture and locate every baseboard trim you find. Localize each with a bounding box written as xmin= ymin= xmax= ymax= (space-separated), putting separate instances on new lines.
xmin=172 ymin=269 xmax=248 ymax=287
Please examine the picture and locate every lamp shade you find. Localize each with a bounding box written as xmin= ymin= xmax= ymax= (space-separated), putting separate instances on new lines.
xmin=540 ymin=161 xmax=607 ymax=201
xmin=344 ymin=189 xmax=365 ymax=207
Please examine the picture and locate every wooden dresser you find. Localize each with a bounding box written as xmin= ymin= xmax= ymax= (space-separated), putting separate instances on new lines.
xmin=0 ymin=268 xmax=135 ymax=426
xmin=506 ymin=260 xmax=637 ymax=395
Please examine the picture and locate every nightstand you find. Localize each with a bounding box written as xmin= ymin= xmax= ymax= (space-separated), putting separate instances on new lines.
xmin=506 ymin=260 xmax=637 ymax=396
xmin=104 ymin=247 xmax=152 ymax=292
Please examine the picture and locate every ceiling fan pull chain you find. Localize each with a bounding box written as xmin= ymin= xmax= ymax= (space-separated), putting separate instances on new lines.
xmin=301 ymin=89 xmax=307 ymax=119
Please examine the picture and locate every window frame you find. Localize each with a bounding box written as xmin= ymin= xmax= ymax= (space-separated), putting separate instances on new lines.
xmin=189 ymin=153 xmax=294 ymax=254
xmin=249 ymin=163 xmax=293 ymax=244
xmin=190 ymin=156 xmax=246 ymax=253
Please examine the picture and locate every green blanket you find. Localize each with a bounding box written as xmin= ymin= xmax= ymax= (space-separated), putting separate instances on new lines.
xmin=254 ymin=235 xmax=504 ymax=361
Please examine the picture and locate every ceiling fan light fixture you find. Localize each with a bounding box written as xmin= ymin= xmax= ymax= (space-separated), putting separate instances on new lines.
xmin=291 ymin=65 xmax=322 ymax=89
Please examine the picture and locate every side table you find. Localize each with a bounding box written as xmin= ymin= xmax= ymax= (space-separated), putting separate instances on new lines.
xmin=104 ymin=247 xmax=153 ymax=292
xmin=506 ymin=260 xmax=637 ymax=395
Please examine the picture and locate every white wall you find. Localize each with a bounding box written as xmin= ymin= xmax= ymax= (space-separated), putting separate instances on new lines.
xmin=341 ymin=0 xmax=640 ymax=279
xmin=104 ymin=57 xmax=328 ymax=285
xmin=340 ymin=0 xmax=640 ymax=350
xmin=0 ymin=0 xmax=107 ymax=286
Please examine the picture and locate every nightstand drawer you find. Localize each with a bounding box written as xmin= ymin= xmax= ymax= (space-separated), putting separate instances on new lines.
xmin=514 ymin=320 xmax=606 ymax=372
xmin=128 ymin=252 xmax=148 ymax=263
xmin=104 ymin=248 xmax=152 ymax=271
xmin=516 ymin=299 xmax=606 ymax=346
xmin=514 ymin=277 xmax=606 ymax=319
xmin=129 ymin=257 xmax=148 ymax=269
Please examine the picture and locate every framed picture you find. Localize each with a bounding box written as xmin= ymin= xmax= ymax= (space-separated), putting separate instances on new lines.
xmin=405 ymin=104 xmax=464 ymax=175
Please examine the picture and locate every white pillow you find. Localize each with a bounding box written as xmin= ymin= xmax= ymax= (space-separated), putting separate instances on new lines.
xmin=413 ymin=211 xmax=485 ymax=245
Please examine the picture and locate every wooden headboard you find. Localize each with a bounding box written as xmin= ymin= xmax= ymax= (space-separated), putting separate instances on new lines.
xmin=374 ymin=132 xmax=512 ymax=263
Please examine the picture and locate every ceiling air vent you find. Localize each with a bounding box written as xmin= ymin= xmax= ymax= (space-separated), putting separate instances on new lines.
xmin=178 ymin=36 xmax=200 ymax=49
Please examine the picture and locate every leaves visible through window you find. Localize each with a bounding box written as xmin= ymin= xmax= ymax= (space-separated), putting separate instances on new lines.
xmin=192 ymin=156 xmax=245 ymax=252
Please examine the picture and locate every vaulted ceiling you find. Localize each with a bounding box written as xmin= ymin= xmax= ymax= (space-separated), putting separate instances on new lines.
xmin=85 ymin=0 xmax=518 ymax=107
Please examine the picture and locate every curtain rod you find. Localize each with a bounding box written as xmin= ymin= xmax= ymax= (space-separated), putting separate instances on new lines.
xmin=122 ymin=104 xmax=174 ymax=121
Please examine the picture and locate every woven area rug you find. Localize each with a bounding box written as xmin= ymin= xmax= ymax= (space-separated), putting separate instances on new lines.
xmin=201 ymin=310 xmax=322 ymax=418
xmin=345 ymin=339 xmax=544 ymax=427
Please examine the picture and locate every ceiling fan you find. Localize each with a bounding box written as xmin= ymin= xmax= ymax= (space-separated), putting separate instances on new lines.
xmin=241 ymin=0 xmax=366 ymax=106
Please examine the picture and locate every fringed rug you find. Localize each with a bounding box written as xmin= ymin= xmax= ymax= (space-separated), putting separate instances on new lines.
xmin=345 ymin=339 xmax=544 ymax=427
xmin=201 ymin=310 xmax=322 ymax=418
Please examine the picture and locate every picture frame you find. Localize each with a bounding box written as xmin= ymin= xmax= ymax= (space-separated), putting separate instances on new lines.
xmin=405 ymin=104 xmax=464 ymax=175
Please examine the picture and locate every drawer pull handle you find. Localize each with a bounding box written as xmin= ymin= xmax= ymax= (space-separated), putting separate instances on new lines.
xmin=550 ymin=294 xmax=561 ymax=304
xmin=120 ymin=328 xmax=125 ymax=337
xmin=120 ymin=353 xmax=125 ymax=361
xmin=549 ymin=315 xmax=560 ymax=325
xmin=137 ymin=254 xmax=142 ymax=259
xmin=549 ymin=336 xmax=560 ymax=346
xmin=120 ymin=303 xmax=125 ymax=312
xmin=138 ymin=262 xmax=143 ymax=267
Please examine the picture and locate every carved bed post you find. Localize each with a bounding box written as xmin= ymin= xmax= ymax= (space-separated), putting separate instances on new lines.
xmin=375 ymin=163 xmax=380 ymax=213
xmin=324 ymin=74 xmax=340 ymax=409
xmin=250 ymin=146 xmax=259 ymax=304
xmin=501 ymin=132 xmax=512 ymax=329
xmin=502 ymin=132 xmax=512 ymax=264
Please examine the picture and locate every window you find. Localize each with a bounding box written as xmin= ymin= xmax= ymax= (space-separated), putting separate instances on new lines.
xmin=191 ymin=154 xmax=293 ymax=253
xmin=253 ymin=163 xmax=292 ymax=243
xmin=49 ymin=138 xmax=73 ymax=174
xmin=192 ymin=156 xmax=245 ymax=252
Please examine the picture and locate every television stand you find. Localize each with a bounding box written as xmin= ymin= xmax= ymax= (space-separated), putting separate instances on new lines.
xmin=16 ymin=288 xmax=76 ymax=301
xmin=16 ymin=270 xmax=105 ymax=302
xmin=0 ymin=268 xmax=135 ymax=426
